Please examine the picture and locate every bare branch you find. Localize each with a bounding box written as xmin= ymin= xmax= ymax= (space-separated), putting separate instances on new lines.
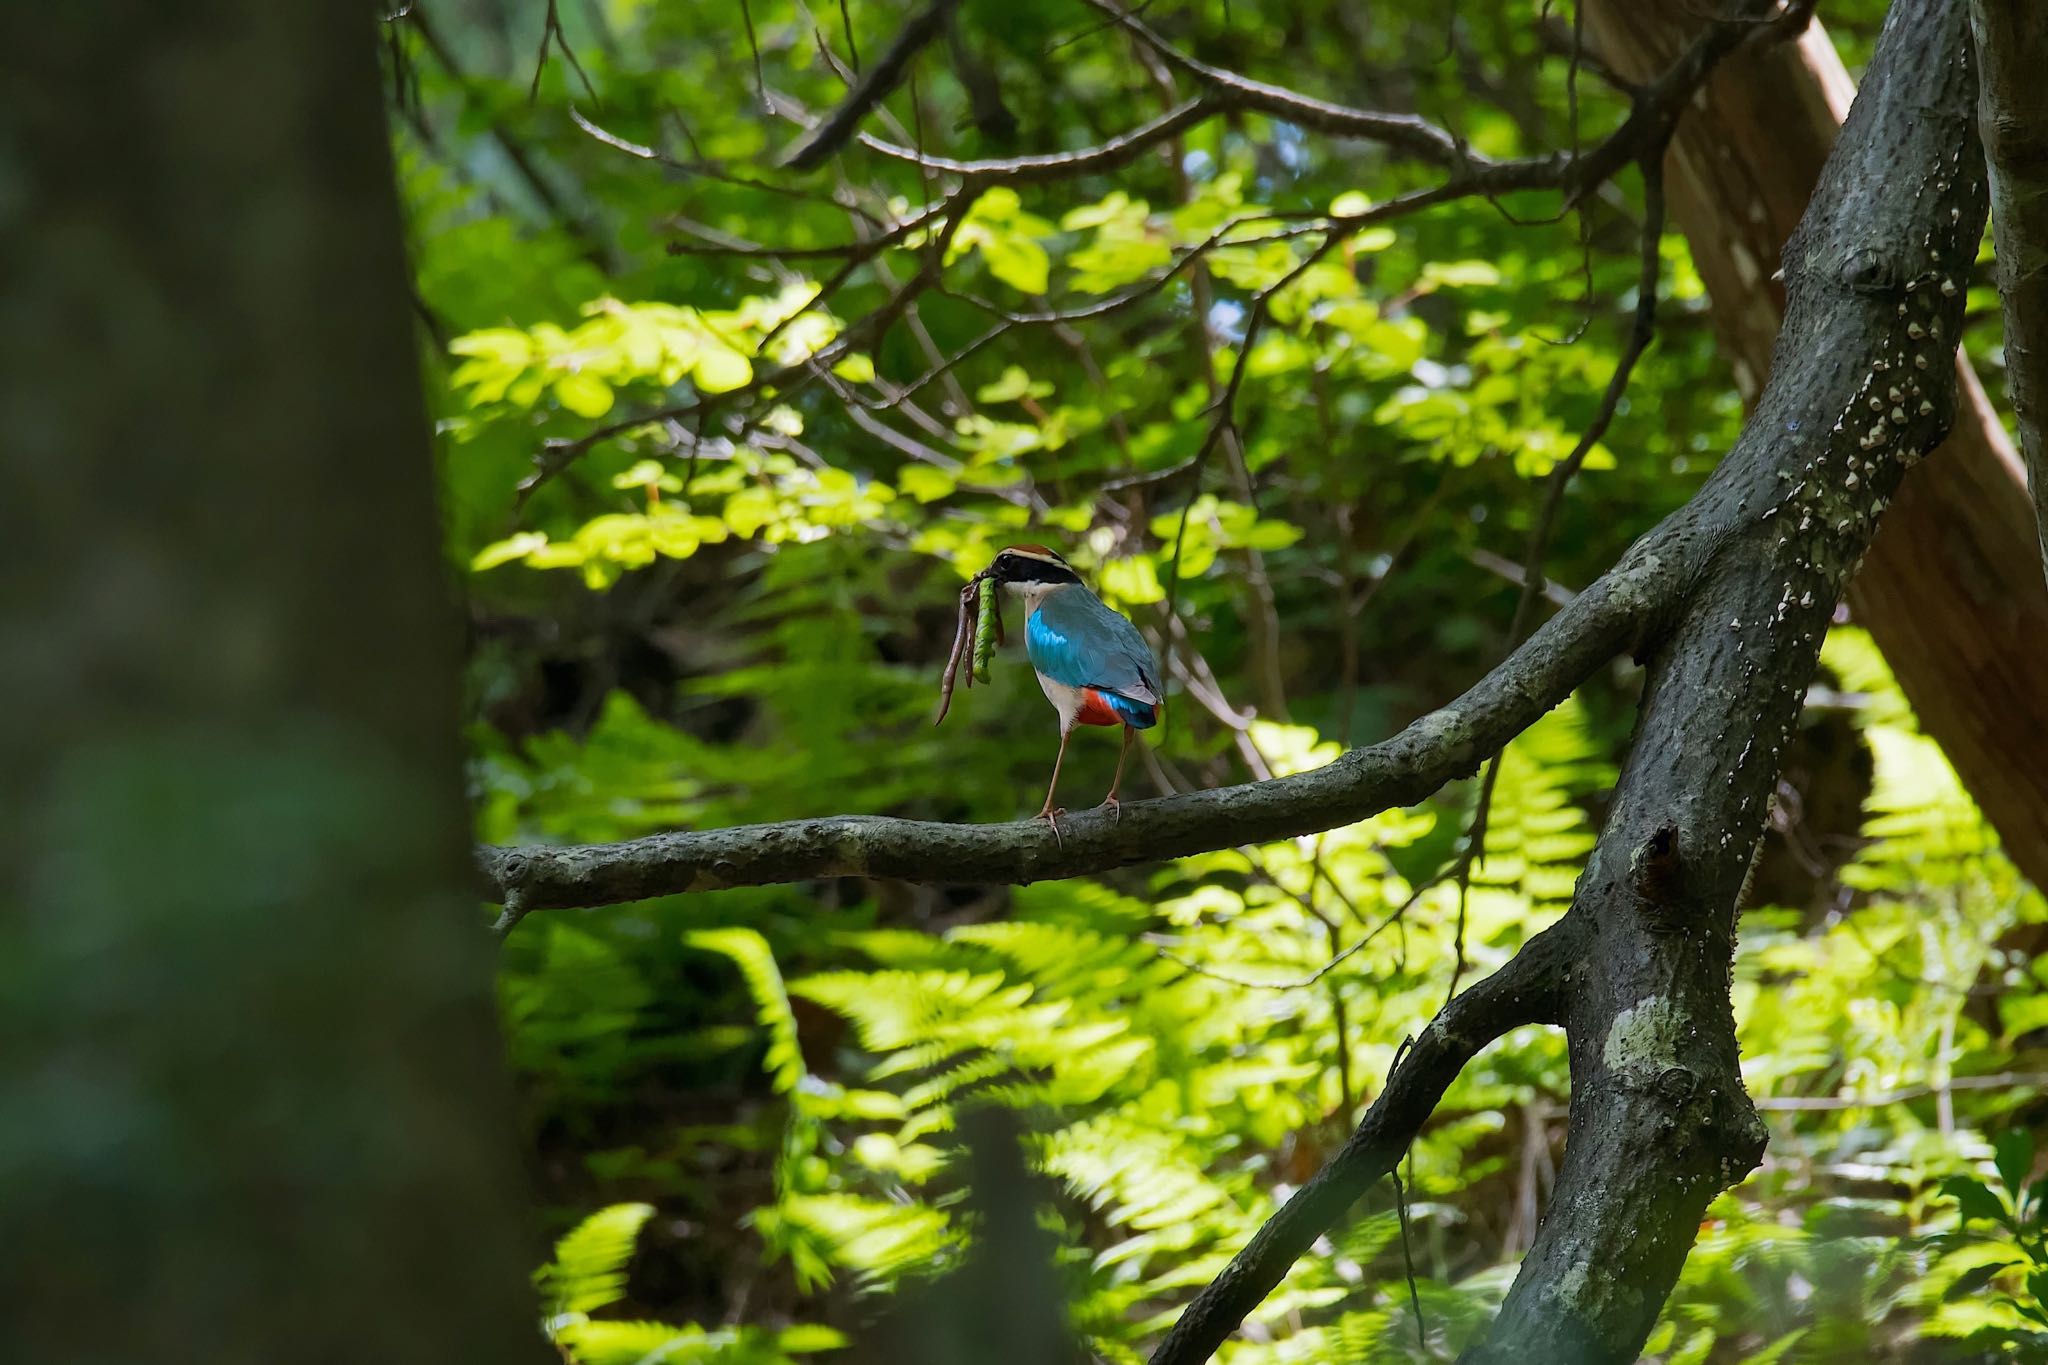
xmin=783 ymin=0 xmax=961 ymax=169
xmin=1144 ymin=923 xmax=1578 ymax=1365
xmin=1468 ymin=0 xmax=1986 ymax=1354
xmin=1444 ymin=158 xmax=1669 ymax=1002
xmin=1753 ymin=1071 xmax=2048 ymax=1111
xmin=529 ymin=0 xmax=598 ymax=105
xmin=1080 ymin=0 xmax=1470 ymax=167
xmin=570 ymin=107 xmax=884 ymax=221
xmin=479 ymin=522 xmax=1685 ymax=916
xmin=857 ymin=98 xmax=1214 ymax=182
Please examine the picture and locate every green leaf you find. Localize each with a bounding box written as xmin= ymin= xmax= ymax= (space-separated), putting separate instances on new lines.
xmin=554 ymin=371 xmax=615 ymax=417
xmin=1069 ymin=232 xmax=1172 ymax=293
xmin=1062 ymin=191 xmax=1139 ymax=230
xmin=896 ymin=465 xmax=957 ymax=503
xmin=694 ymin=341 xmax=753 ymax=393
xmin=777 ymin=1324 xmax=850 ymax=1353
xmin=449 ymin=326 xmax=533 ymax=363
xmin=1421 ymin=259 xmax=1502 ymax=289
xmin=977 ymin=365 xmax=1052 ymax=403
xmin=831 ymin=351 xmax=876 ymax=383
xmin=538 ymin=1202 xmax=654 ymax=1316
xmin=981 ymin=233 xmax=1051 ymax=294
xmin=1997 ymin=1128 xmax=2037 ymax=1200
xmin=1943 ymin=1174 xmax=2013 ymax=1227
xmin=472 ymin=531 xmax=549 ymax=572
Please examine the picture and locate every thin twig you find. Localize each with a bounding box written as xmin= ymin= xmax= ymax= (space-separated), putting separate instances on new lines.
xmin=783 ymin=0 xmax=962 ymax=168
xmin=738 ymin=0 xmax=769 ymax=111
xmin=570 ymin=107 xmax=882 ymax=219
xmin=837 ymin=0 xmax=861 ymax=69
xmin=1389 ymin=1162 xmax=1427 ymax=1352
xmin=1144 ymin=926 xmax=1576 ymax=1365
xmin=1159 ymin=233 xmax=1345 ymax=693
xmin=1149 ymin=868 xmax=1448 ymax=991
xmin=1444 ymin=157 xmax=1667 ymax=1010
xmin=1753 ymin=1072 xmax=2048 ymax=1112
xmin=858 ymin=97 xmax=1215 ymax=181
xmin=529 ymin=0 xmax=599 ymax=105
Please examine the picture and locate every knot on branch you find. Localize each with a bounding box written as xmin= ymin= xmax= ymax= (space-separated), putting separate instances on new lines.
xmin=1630 ymin=823 xmax=1685 ymax=909
xmin=1654 ymin=1065 xmax=1699 ymax=1105
xmin=1838 ymin=245 xmax=1901 ymax=295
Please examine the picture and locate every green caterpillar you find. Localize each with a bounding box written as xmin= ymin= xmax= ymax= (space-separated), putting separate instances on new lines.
xmin=971 ymin=574 xmax=998 ymax=683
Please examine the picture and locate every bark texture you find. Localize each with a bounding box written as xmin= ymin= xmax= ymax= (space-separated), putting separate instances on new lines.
xmin=1971 ymin=0 xmax=2048 ymax=582
xmin=1584 ymin=0 xmax=2048 ymax=890
xmin=0 ymin=6 xmax=547 ymax=1362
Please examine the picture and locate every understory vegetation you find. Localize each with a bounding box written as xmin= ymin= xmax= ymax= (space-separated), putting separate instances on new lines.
xmin=392 ymin=0 xmax=2048 ymax=1358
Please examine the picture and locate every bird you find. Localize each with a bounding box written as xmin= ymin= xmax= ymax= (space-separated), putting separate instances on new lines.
xmin=988 ymin=544 xmax=1162 ymax=839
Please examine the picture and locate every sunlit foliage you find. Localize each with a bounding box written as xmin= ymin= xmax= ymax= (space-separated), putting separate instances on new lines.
xmin=393 ymin=0 xmax=2044 ymax=1359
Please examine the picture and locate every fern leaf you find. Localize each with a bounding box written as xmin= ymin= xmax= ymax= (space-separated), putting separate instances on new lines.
xmin=686 ymin=928 xmax=805 ymax=1094
xmin=539 ymin=1202 xmax=654 ymax=1317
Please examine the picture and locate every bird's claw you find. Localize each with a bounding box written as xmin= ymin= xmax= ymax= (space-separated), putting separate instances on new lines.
xmin=1035 ymin=806 xmax=1067 ymax=849
xmin=1099 ymin=794 xmax=1122 ymax=826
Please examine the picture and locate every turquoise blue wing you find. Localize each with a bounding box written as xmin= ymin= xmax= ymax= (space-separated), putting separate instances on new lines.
xmin=1026 ymin=585 xmax=1161 ymax=705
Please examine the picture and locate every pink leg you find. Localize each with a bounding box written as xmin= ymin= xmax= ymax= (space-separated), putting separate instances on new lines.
xmin=1036 ymin=727 xmax=1073 ymax=846
xmin=1101 ymin=725 xmax=1135 ymax=823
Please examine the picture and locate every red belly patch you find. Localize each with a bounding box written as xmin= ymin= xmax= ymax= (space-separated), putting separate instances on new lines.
xmin=1074 ymin=687 xmax=1124 ymax=727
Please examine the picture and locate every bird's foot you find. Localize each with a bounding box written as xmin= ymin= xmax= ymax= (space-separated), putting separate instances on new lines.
xmin=1099 ymin=794 xmax=1122 ymax=826
xmin=1034 ymin=805 xmax=1067 ymax=849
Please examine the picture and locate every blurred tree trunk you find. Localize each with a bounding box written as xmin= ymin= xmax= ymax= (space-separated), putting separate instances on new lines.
xmin=1583 ymin=0 xmax=2048 ymax=887
xmin=0 ymin=5 xmax=548 ymax=1364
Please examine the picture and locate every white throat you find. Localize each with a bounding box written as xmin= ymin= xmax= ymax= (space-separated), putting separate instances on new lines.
xmin=1004 ymin=580 xmax=1059 ymax=615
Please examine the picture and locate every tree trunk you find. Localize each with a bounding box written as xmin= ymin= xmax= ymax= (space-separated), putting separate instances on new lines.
xmin=0 ymin=6 xmax=548 ymax=1363
xmin=1584 ymin=0 xmax=2048 ymax=889
xmin=1468 ymin=0 xmax=1985 ymax=1356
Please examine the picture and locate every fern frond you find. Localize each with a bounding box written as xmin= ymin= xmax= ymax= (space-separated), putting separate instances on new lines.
xmin=754 ymin=1192 xmax=959 ymax=1290
xmin=539 ymin=1202 xmax=654 ymax=1317
xmin=686 ymin=928 xmax=805 ymax=1094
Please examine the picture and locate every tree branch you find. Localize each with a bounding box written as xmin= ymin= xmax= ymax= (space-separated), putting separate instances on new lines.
xmin=1139 ymin=1 xmax=1990 ymax=1358
xmin=477 ymin=1 xmax=1842 ymax=921
xmin=782 ymin=0 xmax=961 ymax=169
xmin=1144 ymin=922 xmax=1579 ymax=1365
xmin=1969 ymin=0 xmax=2048 ymax=583
xmin=1079 ymin=0 xmax=1471 ymax=167
xmin=855 ymin=97 xmax=1215 ymax=182
xmin=1466 ymin=0 xmax=1986 ymax=1356
xmin=524 ymin=1 xmax=1794 ymax=493
xmin=480 ymin=527 xmax=1684 ymax=918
